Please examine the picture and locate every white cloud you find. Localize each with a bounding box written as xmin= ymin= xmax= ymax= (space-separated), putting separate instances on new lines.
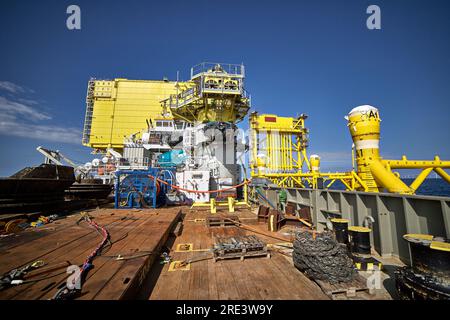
xmin=0 ymin=96 xmax=51 ymax=121
xmin=0 ymin=120 xmax=81 ymax=144
xmin=311 ymin=151 xmax=352 ymax=164
xmin=17 ymin=97 xmax=39 ymax=105
xmin=0 ymin=81 xmax=27 ymax=94
xmin=0 ymin=83 xmax=81 ymax=144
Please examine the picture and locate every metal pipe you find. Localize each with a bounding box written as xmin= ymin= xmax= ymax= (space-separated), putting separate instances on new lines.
xmin=369 ymin=159 xmax=412 ymax=194
xmin=382 ymin=156 xmax=450 ymax=169
xmin=410 ymin=167 xmax=434 ymax=192
xmin=434 ymin=167 xmax=450 ymax=184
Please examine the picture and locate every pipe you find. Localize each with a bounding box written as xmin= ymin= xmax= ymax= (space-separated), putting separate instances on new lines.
xmin=369 ymin=159 xmax=412 ymax=194
xmin=382 ymin=156 xmax=450 ymax=169
xmin=434 ymin=167 xmax=450 ymax=184
xmin=410 ymin=167 xmax=434 ymax=192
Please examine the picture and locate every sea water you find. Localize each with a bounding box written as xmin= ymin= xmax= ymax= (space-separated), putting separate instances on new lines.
xmin=402 ymin=178 xmax=450 ymax=197
xmin=330 ymin=179 xmax=450 ymax=197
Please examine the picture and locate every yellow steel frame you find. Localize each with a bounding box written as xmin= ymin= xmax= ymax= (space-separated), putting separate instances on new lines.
xmin=381 ymin=156 xmax=450 ymax=193
xmin=191 ymin=180 xmax=250 ymax=213
xmin=249 ymin=112 xmax=359 ymax=190
xmin=161 ymin=69 xmax=250 ymax=123
xmin=251 ymin=109 xmax=450 ymax=194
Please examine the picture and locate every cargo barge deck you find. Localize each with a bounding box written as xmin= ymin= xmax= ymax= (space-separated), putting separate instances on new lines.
xmin=0 ymin=204 xmax=399 ymax=300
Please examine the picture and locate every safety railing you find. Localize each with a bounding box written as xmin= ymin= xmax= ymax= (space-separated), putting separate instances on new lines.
xmin=259 ymin=186 xmax=450 ymax=264
xmin=162 ymin=84 xmax=202 ymax=110
xmin=191 ymin=62 xmax=245 ymax=79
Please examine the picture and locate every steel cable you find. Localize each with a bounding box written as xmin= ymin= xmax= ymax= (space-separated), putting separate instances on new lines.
xmin=292 ymin=230 xmax=356 ymax=284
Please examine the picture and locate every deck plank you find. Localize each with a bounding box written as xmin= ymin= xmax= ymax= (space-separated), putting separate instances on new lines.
xmin=59 ymin=213 xmax=162 ymax=300
xmin=149 ymin=207 xmax=328 ymax=300
xmin=91 ymin=209 xmax=181 ymax=299
xmin=0 ymin=208 xmax=180 ymax=300
xmin=270 ymin=252 xmax=327 ymax=300
xmin=0 ymin=211 xmax=125 ymax=273
xmin=8 ymin=216 xmax=136 ymax=300
xmin=1 ymin=206 xmax=329 ymax=300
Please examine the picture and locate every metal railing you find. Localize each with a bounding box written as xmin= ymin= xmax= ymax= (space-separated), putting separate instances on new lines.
xmin=260 ymin=186 xmax=450 ymax=264
xmin=191 ymin=62 xmax=245 ymax=79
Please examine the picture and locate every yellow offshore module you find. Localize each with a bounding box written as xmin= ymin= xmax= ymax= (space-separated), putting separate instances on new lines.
xmin=250 ymin=106 xmax=450 ymax=194
xmin=82 ymin=78 xmax=193 ymax=151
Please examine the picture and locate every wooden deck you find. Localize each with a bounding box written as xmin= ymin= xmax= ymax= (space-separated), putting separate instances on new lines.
xmin=0 ymin=207 xmax=181 ymax=300
xmin=0 ymin=206 xmax=335 ymax=300
xmin=149 ymin=208 xmax=328 ymax=300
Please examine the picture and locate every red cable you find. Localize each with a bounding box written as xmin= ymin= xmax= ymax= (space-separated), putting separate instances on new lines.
xmin=148 ymin=175 xmax=250 ymax=194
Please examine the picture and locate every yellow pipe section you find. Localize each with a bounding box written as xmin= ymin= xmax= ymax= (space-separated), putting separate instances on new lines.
xmin=281 ymin=134 xmax=284 ymax=171
xmin=435 ymin=167 xmax=450 ymax=184
xmin=369 ymin=159 xmax=412 ymax=193
xmin=310 ymin=154 xmax=320 ymax=173
xmin=382 ymin=156 xmax=450 ymax=169
xmin=410 ymin=168 xmax=433 ymax=192
xmin=251 ymin=122 xmax=258 ymax=170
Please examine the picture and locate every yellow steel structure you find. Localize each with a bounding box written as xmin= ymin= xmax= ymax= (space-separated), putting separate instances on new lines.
xmin=250 ymin=106 xmax=450 ymax=194
xmin=161 ymin=63 xmax=250 ymax=123
xmin=249 ymin=112 xmax=357 ymax=188
xmin=81 ymin=70 xmax=450 ymax=195
xmin=346 ymin=105 xmax=450 ymax=194
xmin=249 ymin=112 xmax=309 ymax=187
xmin=190 ymin=179 xmax=251 ymax=213
xmin=82 ymin=78 xmax=193 ymax=152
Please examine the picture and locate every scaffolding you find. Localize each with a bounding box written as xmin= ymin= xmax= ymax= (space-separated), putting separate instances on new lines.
xmin=250 ymin=112 xmax=309 ymax=187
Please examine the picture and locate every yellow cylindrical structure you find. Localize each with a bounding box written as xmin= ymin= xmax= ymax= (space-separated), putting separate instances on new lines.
xmin=310 ymin=154 xmax=320 ymax=173
xmin=347 ymin=105 xmax=382 ymax=192
xmin=347 ymin=105 xmax=411 ymax=193
xmin=347 ymin=105 xmax=381 ymax=163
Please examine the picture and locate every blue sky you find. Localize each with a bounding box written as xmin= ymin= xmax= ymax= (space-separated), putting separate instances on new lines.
xmin=0 ymin=0 xmax=449 ymax=176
